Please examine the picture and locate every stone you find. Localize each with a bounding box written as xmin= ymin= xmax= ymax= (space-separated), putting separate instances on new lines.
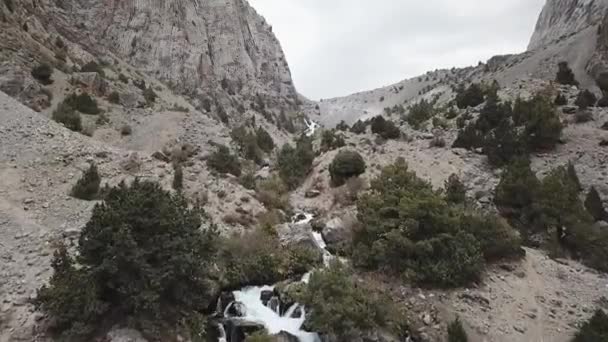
xmin=276 ymin=331 xmax=300 ymax=342
xmin=305 ymin=189 xmax=322 ymax=198
xmin=260 ymin=290 xmax=274 ymax=306
xmin=562 ymin=106 xmax=578 ymax=114
xmin=224 ymin=319 xmax=265 ymax=342
xmin=151 ymin=151 xmax=170 ymax=163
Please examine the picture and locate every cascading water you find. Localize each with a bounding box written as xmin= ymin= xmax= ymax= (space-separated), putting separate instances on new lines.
xmin=219 ymin=212 xmax=331 ymax=342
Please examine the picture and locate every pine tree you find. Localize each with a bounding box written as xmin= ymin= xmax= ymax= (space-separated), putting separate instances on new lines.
xmin=172 ymin=163 xmax=183 ymax=191
xmin=448 ymin=317 xmax=469 ymax=342
xmin=71 ymin=163 xmax=101 ymax=200
xmin=585 ymin=187 xmax=607 ymax=222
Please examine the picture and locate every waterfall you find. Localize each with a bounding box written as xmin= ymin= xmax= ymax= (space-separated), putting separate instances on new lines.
xmin=219 ymin=212 xmax=332 ymax=342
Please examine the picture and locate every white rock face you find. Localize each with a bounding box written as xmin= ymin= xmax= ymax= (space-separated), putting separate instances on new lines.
xmin=0 ymin=0 xmax=299 ymax=111
xmin=528 ymin=0 xmax=608 ymax=51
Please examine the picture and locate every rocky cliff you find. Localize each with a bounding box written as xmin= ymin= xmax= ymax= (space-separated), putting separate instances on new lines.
xmin=528 ymin=0 xmax=608 ymax=51
xmin=0 ymin=0 xmax=298 ymax=113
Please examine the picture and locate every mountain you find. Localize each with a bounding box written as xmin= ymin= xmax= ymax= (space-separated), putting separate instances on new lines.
xmin=0 ymin=0 xmax=298 ymax=114
xmin=315 ymin=0 xmax=608 ymax=127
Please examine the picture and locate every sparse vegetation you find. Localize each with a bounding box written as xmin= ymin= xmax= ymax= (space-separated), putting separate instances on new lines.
xmin=31 ymin=63 xmax=54 ymax=85
xmin=445 ymin=173 xmax=466 ymax=204
xmin=585 ymin=187 xmax=607 ymax=222
xmin=573 ymin=309 xmax=608 ymax=342
xmin=336 ymin=120 xmax=350 ymax=131
xmin=65 ymin=93 xmax=100 ymax=115
xmin=172 ymin=163 xmax=183 ymax=191
xmin=80 ymin=61 xmax=105 ymax=77
xmin=70 ymin=163 xmax=101 ymax=200
xmin=320 ymin=129 xmax=346 ymax=152
xmin=370 ymin=116 xmax=400 ymax=139
xmin=207 ymin=145 xmax=242 ymax=177
xmin=256 ymin=175 xmax=290 ymax=211
xmin=455 ymin=83 xmax=485 ymax=109
xmin=256 ymin=127 xmax=275 ymax=153
xmin=118 ymin=73 xmax=129 ymax=84
xmin=52 ymin=102 xmax=82 ymax=132
xmin=292 ymin=262 xmax=398 ymax=341
xmin=447 ymin=317 xmax=468 ymax=342
xmin=350 ymin=120 xmax=368 ymax=134
xmin=329 ymin=150 xmax=366 ymax=187
xmin=108 ymin=91 xmax=120 ymax=104
xmin=143 ymin=87 xmax=157 ymax=105
xmin=120 ymin=124 xmax=132 ymax=136
xmin=555 ymin=61 xmax=578 ymax=86
xmin=406 ymin=99 xmax=435 ymax=129
xmin=277 ymin=136 xmax=314 ymax=190
xmin=575 ymin=90 xmax=597 ymax=109
xmin=554 ymin=93 xmax=568 ymax=106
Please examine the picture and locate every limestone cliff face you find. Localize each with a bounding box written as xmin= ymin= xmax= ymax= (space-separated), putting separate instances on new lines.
xmin=528 ymin=0 xmax=608 ymax=51
xmin=0 ymin=0 xmax=298 ymax=111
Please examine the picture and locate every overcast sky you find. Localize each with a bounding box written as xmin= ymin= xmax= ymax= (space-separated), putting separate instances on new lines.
xmin=248 ymin=0 xmax=546 ymax=100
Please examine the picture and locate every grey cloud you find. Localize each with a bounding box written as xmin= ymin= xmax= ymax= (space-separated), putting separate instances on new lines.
xmin=249 ymin=0 xmax=546 ymax=99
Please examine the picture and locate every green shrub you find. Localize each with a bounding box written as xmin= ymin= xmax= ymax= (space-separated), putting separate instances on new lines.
xmin=445 ymin=174 xmax=466 ymax=204
xmin=455 ymin=83 xmax=485 ymax=109
xmin=118 ymin=73 xmax=129 ymax=84
xmin=256 ymin=175 xmax=290 ymax=211
xmin=482 ymin=120 xmax=527 ymax=167
xmin=31 ymin=63 xmax=53 ymax=85
xmin=120 ymin=124 xmax=132 ymax=136
xmin=406 ymin=99 xmax=435 ymax=129
xmin=256 ymin=127 xmax=275 ymax=153
xmin=575 ymin=90 xmax=597 ymax=109
xmin=35 ymin=180 xmax=218 ymax=340
xmin=494 ymin=158 xmax=541 ymax=230
xmin=71 ymin=163 xmax=101 ymax=200
xmin=218 ymin=229 xmax=320 ymax=288
xmin=239 ymin=171 xmax=256 ymax=190
xmin=231 ymin=126 xmax=263 ymax=164
xmin=585 ymin=186 xmax=607 ymax=222
xmin=353 ymin=159 xmax=520 ymax=287
xmin=475 ymin=92 xmax=511 ymax=133
xmin=329 ymin=150 xmax=366 ymax=187
xmin=245 ymin=331 xmax=276 ymax=342
xmin=521 ymin=95 xmax=562 ymax=151
xmin=350 ymin=120 xmax=368 ymax=134
xmin=452 ymin=125 xmax=484 ymax=149
xmin=3 ymin=0 xmax=14 ymax=12
xmin=80 ymin=61 xmax=105 ymax=77
xmin=320 ymin=129 xmax=346 ymax=152
xmin=555 ymin=61 xmax=578 ymax=86
xmin=554 ymin=93 xmax=568 ymax=106
xmin=336 ymin=120 xmax=350 ymax=131
xmin=370 ymin=116 xmax=400 ymax=139
xmin=108 ymin=91 xmax=120 ymax=104
xmin=294 ymin=262 xmax=396 ymax=340
xmin=143 ymin=87 xmax=157 ymax=105
xmin=65 ymin=93 xmax=100 ymax=114
xmin=573 ymin=309 xmax=608 ymax=342
xmin=575 ymin=110 xmax=594 ymax=123
xmin=567 ymin=161 xmax=583 ymax=191
xmin=447 ymin=317 xmax=468 ymax=342
xmin=277 ymin=136 xmax=314 ymax=190
xmin=172 ymin=163 xmax=183 ymax=191
xmin=207 ymin=145 xmax=242 ymax=177
xmin=52 ymin=103 xmax=82 ymax=132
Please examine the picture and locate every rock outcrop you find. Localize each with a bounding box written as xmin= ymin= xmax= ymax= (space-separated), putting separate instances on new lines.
xmin=0 ymin=0 xmax=299 ymax=114
xmin=528 ymin=0 xmax=608 ymax=51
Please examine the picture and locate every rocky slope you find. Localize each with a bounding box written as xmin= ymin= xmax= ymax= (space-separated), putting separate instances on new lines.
xmin=315 ymin=0 xmax=608 ymax=128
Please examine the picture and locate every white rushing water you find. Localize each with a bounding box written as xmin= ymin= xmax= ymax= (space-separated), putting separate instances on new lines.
xmin=231 ymin=285 xmax=320 ymax=342
xmin=305 ymin=119 xmax=320 ymax=137
xmin=220 ymin=212 xmax=329 ymax=342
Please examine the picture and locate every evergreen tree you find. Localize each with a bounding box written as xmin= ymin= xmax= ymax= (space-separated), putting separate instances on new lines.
xmin=585 ymin=187 xmax=607 ymax=222
xmin=447 ymin=317 xmax=469 ymax=342
xmin=172 ymin=163 xmax=183 ymax=191
xmin=71 ymin=163 xmax=101 ymax=200
xmin=445 ymin=174 xmax=466 ymax=204
xmin=555 ymin=62 xmax=578 ymax=86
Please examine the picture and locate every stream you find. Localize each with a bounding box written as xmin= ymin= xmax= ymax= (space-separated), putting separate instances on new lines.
xmin=216 ymin=213 xmax=332 ymax=342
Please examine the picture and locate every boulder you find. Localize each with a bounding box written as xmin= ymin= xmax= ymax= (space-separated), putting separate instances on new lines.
xmin=562 ymin=105 xmax=578 ymax=114
xmin=321 ymin=215 xmax=355 ymax=253
xmin=260 ymin=290 xmax=274 ymax=306
xmin=226 ymin=301 xmax=247 ymax=317
xmin=276 ymin=222 xmax=318 ymax=250
xmin=224 ymin=320 xmax=265 ymax=342
xmin=217 ymin=291 xmax=235 ymax=315
xmin=305 ymin=189 xmax=322 ymax=198
xmin=276 ymin=331 xmax=300 ymax=342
